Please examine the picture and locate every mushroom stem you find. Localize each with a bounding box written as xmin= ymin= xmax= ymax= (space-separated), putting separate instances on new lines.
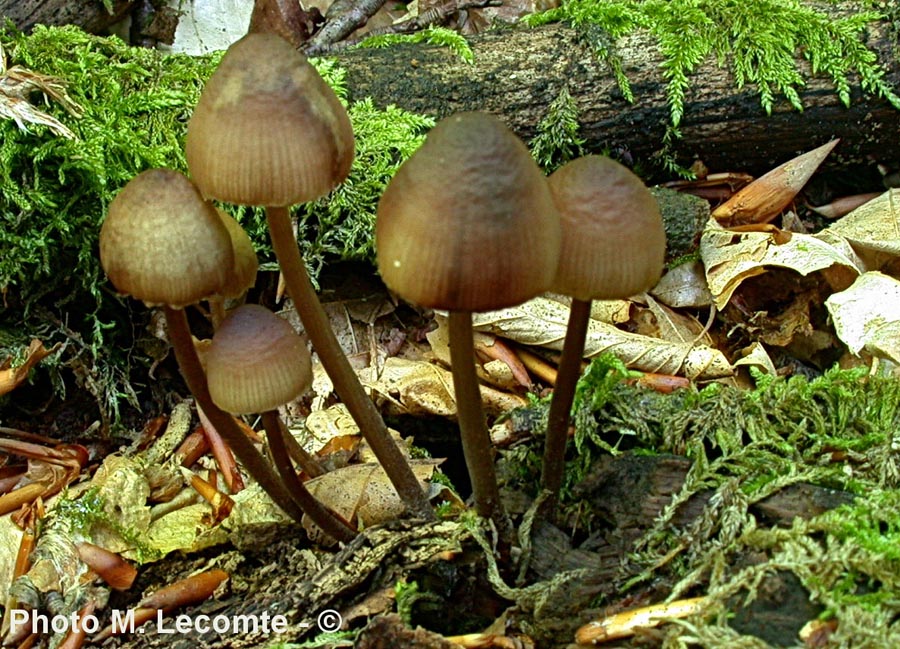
xmin=280 ymin=429 xmax=326 ymax=478
xmin=540 ymin=297 xmax=591 ymax=509
xmin=163 ymin=305 xmax=306 ymax=523
xmin=265 ymin=206 xmax=434 ymax=520
xmin=261 ymin=411 xmax=356 ymax=542
xmin=448 ymin=310 xmax=511 ymax=540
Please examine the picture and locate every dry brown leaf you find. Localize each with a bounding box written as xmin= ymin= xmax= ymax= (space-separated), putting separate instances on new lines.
xmin=825 ymin=271 xmax=900 ymax=363
xmin=711 ymin=140 xmax=838 ymax=225
xmin=809 ymin=192 xmax=882 ymax=220
xmin=0 ymin=339 xmax=60 ymax=396
xmin=365 ymin=357 xmax=527 ymax=418
xmin=643 ymin=294 xmax=712 ymax=345
xmin=733 ymin=342 xmax=778 ymax=375
xmin=701 ymin=218 xmax=862 ymax=308
xmin=650 ymin=261 xmax=714 ymax=309
xmin=304 ymin=460 xmax=440 ymax=536
xmin=472 ymin=297 xmax=731 ymax=380
xmin=822 ymin=188 xmax=900 ymax=271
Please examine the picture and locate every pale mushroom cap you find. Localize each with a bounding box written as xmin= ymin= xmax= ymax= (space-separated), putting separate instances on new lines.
xmin=376 ymin=112 xmax=561 ymax=312
xmin=217 ymin=209 xmax=259 ymax=298
xmin=186 ymin=32 xmax=354 ymax=207
xmin=206 ymin=304 xmax=312 ymax=415
xmin=548 ymin=156 xmax=666 ymax=300
xmin=99 ymin=169 xmax=233 ymax=308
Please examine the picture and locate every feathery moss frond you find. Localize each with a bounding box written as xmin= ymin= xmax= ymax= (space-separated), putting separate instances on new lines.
xmin=528 ymin=0 xmax=900 ymax=132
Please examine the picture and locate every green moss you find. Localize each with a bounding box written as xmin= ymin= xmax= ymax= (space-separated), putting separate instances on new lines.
xmin=529 ymin=86 xmax=585 ymax=172
xmin=513 ymin=360 xmax=900 ymax=643
xmin=358 ymin=26 xmax=475 ymax=64
xmin=0 ymin=26 xmax=432 ymax=428
xmin=525 ymin=0 xmax=900 ymax=172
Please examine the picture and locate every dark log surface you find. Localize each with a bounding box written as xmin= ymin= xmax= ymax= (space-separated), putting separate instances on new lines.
xmin=337 ymin=17 xmax=900 ymax=176
xmin=3 ymin=2 xmax=898 ymax=175
xmin=0 ymin=0 xmax=135 ymax=34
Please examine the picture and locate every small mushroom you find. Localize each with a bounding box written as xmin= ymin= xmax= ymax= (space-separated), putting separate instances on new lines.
xmin=377 ymin=112 xmax=561 ymax=537
xmin=186 ymin=32 xmax=432 ymax=521
xmin=99 ymin=169 xmax=306 ymax=524
xmin=209 ymin=208 xmax=259 ymax=327
xmin=99 ymin=168 xmax=233 ymax=309
xmin=206 ymin=305 xmax=355 ymax=542
xmin=540 ymin=155 xmax=666 ymax=507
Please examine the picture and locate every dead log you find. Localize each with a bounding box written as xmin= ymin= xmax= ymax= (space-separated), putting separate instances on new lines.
xmin=0 ymin=0 xmax=135 ymax=34
xmin=338 ymin=18 xmax=900 ymax=176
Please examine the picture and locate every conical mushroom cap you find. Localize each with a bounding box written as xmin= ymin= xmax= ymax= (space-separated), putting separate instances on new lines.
xmin=186 ymin=32 xmax=354 ymax=207
xmin=99 ymin=169 xmax=233 ymax=308
xmin=217 ymin=209 xmax=259 ymax=299
xmin=206 ymin=304 xmax=312 ymax=415
xmin=549 ymin=156 xmax=666 ymax=300
xmin=376 ymin=112 xmax=560 ymax=312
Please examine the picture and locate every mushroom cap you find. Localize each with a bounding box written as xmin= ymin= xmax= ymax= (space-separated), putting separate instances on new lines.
xmin=99 ymin=169 xmax=233 ymax=308
xmin=376 ymin=112 xmax=560 ymax=312
xmin=548 ymin=156 xmax=666 ymax=300
xmin=206 ymin=304 xmax=312 ymax=415
xmin=185 ymin=32 xmax=354 ymax=207
xmin=217 ymin=209 xmax=259 ymax=298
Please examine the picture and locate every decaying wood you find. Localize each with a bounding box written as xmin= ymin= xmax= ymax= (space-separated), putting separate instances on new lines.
xmin=106 ymin=520 xmax=469 ymax=648
xmin=96 ymin=452 xmax=857 ymax=649
xmin=0 ymin=0 xmax=135 ymax=34
xmin=336 ymin=17 xmax=900 ymax=175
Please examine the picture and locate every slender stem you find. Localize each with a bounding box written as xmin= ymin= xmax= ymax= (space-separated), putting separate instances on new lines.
xmin=196 ymin=403 xmax=244 ymax=493
xmin=163 ymin=306 xmax=306 ymax=523
xmin=262 ymin=411 xmax=356 ymax=542
xmin=449 ymin=311 xmax=510 ymax=540
xmin=281 ymin=428 xmax=327 ymax=478
xmin=266 ymin=206 xmax=433 ymax=520
xmin=540 ymin=298 xmax=591 ymax=509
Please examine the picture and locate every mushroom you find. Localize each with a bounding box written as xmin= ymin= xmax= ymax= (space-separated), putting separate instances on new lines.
xmin=377 ymin=112 xmax=561 ymax=536
xmin=185 ymin=32 xmax=433 ymax=521
xmin=208 ymin=208 xmax=259 ymax=327
xmin=540 ymin=155 xmax=666 ymax=506
xmin=206 ymin=304 xmax=355 ymax=542
xmin=98 ymin=168 xmax=307 ymax=524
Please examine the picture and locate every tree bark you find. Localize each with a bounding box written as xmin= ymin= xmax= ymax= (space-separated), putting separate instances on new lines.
xmin=338 ymin=17 xmax=900 ymax=176
xmin=0 ymin=0 xmax=135 ymax=34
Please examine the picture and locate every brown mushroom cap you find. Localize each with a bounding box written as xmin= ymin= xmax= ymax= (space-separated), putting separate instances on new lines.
xmin=548 ymin=156 xmax=666 ymax=300
xmin=185 ymin=32 xmax=354 ymax=207
xmin=206 ymin=304 xmax=312 ymax=415
xmin=217 ymin=209 xmax=259 ymax=299
xmin=376 ymin=112 xmax=560 ymax=312
xmin=99 ymin=169 xmax=233 ymax=308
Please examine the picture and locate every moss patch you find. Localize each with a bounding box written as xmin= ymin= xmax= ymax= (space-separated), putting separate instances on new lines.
xmin=0 ymin=26 xmax=431 ymax=428
xmin=502 ymin=358 xmax=900 ymax=644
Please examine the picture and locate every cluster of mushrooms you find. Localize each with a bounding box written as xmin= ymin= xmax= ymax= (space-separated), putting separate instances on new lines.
xmin=98 ymin=31 xmax=666 ymax=544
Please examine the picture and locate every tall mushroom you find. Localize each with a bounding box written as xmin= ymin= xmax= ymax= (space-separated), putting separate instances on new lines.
xmin=540 ymin=155 xmax=666 ymax=507
xmin=185 ymin=32 xmax=433 ymax=520
xmin=99 ymin=168 xmax=307 ymax=524
xmin=377 ymin=112 xmax=561 ymax=537
xmin=206 ymin=304 xmax=356 ymax=543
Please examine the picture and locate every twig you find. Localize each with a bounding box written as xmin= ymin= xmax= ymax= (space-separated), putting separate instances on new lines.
xmin=303 ymin=0 xmax=389 ymax=54
xmin=305 ymin=0 xmax=501 ymax=56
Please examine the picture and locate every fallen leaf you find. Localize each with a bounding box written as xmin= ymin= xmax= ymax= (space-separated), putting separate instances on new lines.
xmin=822 ymin=188 xmax=900 ymax=270
xmin=0 ymin=339 xmax=60 ymax=396
xmin=733 ymin=342 xmax=778 ymax=375
xmin=712 ymin=140 xmax=838 ymax=225
xmin=825 ymin=271 xmax=900 ymax=363
xmin=365 ymin=357 xmax=528 ymax=418
xmin=473 ymin=297 xmax=731 ymax=380
xmin=651 ymin=261 xmax=714 ymax=308
xmin=701 ymin=218 xmax=862 ymax=308
xmin=303 ymin=460 xmax=440 ymax=538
